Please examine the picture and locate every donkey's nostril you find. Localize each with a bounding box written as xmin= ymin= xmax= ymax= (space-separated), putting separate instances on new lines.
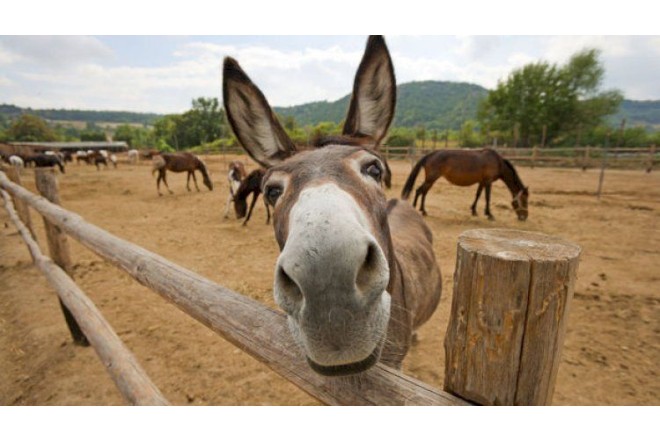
xmin=356 ymin=242 xmax=387 ymax=301
xmin=276 ymin=265 xmax=303 ymax=305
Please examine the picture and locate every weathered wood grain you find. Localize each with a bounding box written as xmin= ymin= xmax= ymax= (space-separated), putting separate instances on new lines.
xmin=3 ymin=166 xmax=35 ymax=239
xmin=1 ymin=188 xmax=169 ymax=406
xmin=444 ymin=229 xmax=581 ymax=405
xmin=34 ymin=169 xmax=89 ymax=346
xmin=0 ymin=171 xmax=468 ymax=406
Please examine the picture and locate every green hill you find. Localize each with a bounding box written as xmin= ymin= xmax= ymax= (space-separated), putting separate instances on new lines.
xmin=0 ymin=104 xmax=162 ymax=126
xmin=275 ymin=81 xmax=489 ymax=130
xmin=3 ymin=82 xmax=659 ymax=132
xmin=610 ymin=100 xmax=660 ymax=129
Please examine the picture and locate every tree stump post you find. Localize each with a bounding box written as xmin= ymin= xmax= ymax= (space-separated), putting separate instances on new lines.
xmin=5 ymin=166 xmax=36 ymax=239
xmin=34 ymin=168 xmax=89 ymax=346
xmin=444 ymin=229 xmax=581 ymax=405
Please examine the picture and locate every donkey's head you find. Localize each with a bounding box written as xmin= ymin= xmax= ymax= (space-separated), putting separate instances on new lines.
xmin=223 ymin=36 xmax=397 ymax=376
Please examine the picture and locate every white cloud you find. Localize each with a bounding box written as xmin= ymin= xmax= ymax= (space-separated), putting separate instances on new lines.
xmin=0 ymin=36 xmax=113 ymax=68
xmin=1 ymin=36 xmax=659 ymax=113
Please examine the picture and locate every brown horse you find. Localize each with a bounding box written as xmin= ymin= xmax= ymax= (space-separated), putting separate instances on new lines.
xmin=232 ymin=168 xmax=270 ymax=226
xmin=223 ymin=160 xmax=247 ymax=219
xmin=401 ymin=148 xmax=529 ymax=221
xmin=152 ymin=152 xmax=213 ymax=196
xmin=223 ymin=35 xmax=441 ymax=375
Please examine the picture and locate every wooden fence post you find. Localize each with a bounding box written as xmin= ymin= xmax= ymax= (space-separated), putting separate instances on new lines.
xmin=582 ymin=146 xmax=590 ymax=171
xmin=648 ymin=144 xmax=656 ymax=173
xmin=34 ymin=168 xmax=89 ymax=346
xmin=5 ymin=166 xmax=36 ymax=239
xmin=444 ymin=229 xmax=581 ymax=405
xmin=531 ymin=145 xmax=538 ymax=169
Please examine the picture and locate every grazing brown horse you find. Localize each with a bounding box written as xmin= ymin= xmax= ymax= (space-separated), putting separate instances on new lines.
xmin=87 ymin=151 xmax=109 ymax=170
xmin=223 ymin=160 xmax=248 ymax=219
xmin=223 ymin=35 xmax=442 ymax=375
xmin=151 ymin=152 xmax=213 ymax=196
xmin=232 ymin=168 xmax=270 ymax=226
xmin=401 ymin=148 xmax=529 ymax=221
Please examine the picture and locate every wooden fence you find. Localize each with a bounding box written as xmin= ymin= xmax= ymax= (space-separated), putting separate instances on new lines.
xmin=0 ymin=167 xmax=581 ymax=406
xmin=382 ymin=145 xmax=657 ymax=171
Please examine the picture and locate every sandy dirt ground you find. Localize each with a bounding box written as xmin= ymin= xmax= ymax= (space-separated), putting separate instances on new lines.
xmin=1 ymin=154 xmax=658 ymax=405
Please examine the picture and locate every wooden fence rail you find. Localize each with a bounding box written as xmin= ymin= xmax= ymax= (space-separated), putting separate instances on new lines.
xmin=1 ymin=186 xmax=169 ymax=405
xmin=1 ymin=167 xmax=581 ymax=406
xmin=0 ymin=170 xmax=466 ymax=406
xmin=381 ymin=145 xmax=657 ymax=171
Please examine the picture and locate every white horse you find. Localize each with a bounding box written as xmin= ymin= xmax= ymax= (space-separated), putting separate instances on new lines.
xmin=127 ymin=149 xmax=139 ymax=164
xmin=110 ymin=154 xmax=118 ymax=168
xmin=9 ymin=155 xmax=24 ymax=170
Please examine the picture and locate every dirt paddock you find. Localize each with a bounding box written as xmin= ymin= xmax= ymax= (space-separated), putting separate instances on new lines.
xmin=1 ymin=154 xmax=658 ymax=405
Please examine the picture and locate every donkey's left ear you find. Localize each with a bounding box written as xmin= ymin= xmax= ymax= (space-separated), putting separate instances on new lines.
xmin=343 ymin=35 xmax=397 ymax=148
xmin=223 ymin=57 xmax=297 ymax=168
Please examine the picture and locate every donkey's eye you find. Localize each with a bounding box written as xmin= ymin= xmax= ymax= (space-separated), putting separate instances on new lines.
xmin=265 ymin=185 xmax=283 ymax=205
xmin=362 ymin=161 xmax=382 ymax=182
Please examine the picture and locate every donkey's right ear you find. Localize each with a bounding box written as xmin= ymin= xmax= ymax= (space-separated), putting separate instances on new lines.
xmin=223 ymin=57 xmax=297 ymax=168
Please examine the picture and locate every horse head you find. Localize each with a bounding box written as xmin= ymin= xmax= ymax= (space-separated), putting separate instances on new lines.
xmin=512 ymin=187 xmax=529 ymax=221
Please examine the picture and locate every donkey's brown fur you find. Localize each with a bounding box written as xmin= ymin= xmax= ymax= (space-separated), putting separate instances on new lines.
xmin=152 ymin=152 xmax=213 ymax=196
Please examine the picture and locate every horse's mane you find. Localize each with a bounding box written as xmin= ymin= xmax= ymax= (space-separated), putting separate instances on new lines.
xmin=502 ymin=158 xmax=525 ymax=191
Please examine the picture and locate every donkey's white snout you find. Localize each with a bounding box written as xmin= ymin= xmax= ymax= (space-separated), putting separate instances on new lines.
xmin=273 ymin=183 xmax=390 ymax=315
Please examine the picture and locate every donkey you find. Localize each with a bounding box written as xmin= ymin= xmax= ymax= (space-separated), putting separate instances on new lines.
xmin=151 ymin=152 xmax=213 ymax=196
xmin=401 ymin=148 xmax=529 ymax=220
xmin=223 ymin=35 xmax=442 ymax=376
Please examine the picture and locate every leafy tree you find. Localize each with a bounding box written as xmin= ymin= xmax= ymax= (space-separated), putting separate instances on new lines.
xmin=385 ymin=127 xmax=415 ymax=146
xmin=152 ymin=97 xmax=226 ymax=149
xmin=80 ymin=129 xmax=106 ymax=141
xmin=415 ymin=125 xmax=426 ymax=146
xmin=479 ymin=49 xmax=622 ymax=146
xmin=6 ymin=114 xmax=58 ymax=142
xmin=458 ymin=120 xmax=483 ymax=147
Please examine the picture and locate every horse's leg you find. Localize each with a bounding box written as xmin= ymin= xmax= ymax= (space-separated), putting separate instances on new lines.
xmin=415 ymin=179 xmax=435 ymax=216
xmin=223 ymin=192 xmax=233 ymax=219
xmin=242 ymin=192 xmax=259 ymax=226
xmin=191 ymin=171 xmax=200 ymax=191
xmin=186 ymin=172 xmax=192 ymax=192
xmin=484 ymin=183 xmax=494 ymax=220
xmin=471 ymin=184 xmax=484 ymax=216
xmin=264 ymin=198 xmax=271 ymax=225
xmin=162 ymin=170 xmax=173 ymax=194
xmin=156 ymin=171 xmax=163 ymax=196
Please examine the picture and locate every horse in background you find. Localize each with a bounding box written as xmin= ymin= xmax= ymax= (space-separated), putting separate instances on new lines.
xmin=9 ymin=155 xmax=24 ymax=170
xmin=110 ymin=154 xmax=118 ymax=168
xmin=151 ymin=152 xmax=213 ymax=196
xmin=26 ymin=154 xmax=66 ymax=173
xmin=223 ymin=160 xmax=247 ymax=219
xmin=127 ymin=149 xmax=139 ymax=164
xmin=233 ymin=168 xmax=270 ymax=226
xmin=401 ymin=148 xmax=529 ymax=220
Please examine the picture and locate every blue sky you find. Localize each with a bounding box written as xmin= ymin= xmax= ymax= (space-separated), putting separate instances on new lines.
xmin=1 ymin=35 xmax=659 ymax=114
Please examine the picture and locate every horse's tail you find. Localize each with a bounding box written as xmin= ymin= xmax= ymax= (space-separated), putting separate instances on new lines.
xmin=401 ymin=153 xmax=431 ymax=200
xmin=151 ymin=155 xmax=165 ymax=176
